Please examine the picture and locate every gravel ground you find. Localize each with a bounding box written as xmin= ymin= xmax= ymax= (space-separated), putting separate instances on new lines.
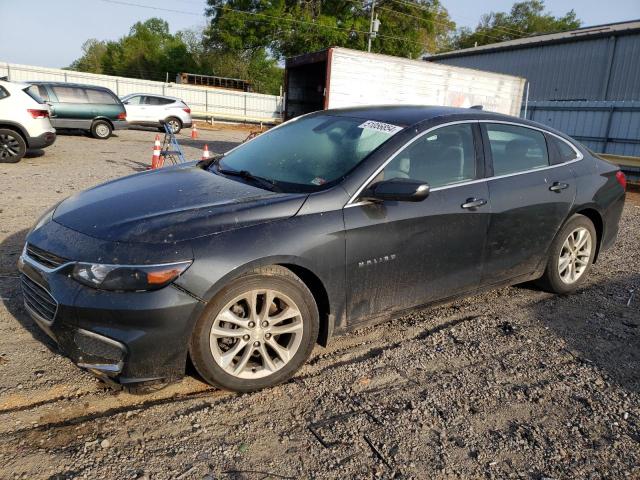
xmin=0 ymin=128 xmax=638 ymax=480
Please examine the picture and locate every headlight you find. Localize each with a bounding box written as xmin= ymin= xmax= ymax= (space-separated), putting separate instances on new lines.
xmin=71 ymin=261 xmax=192 ymax=291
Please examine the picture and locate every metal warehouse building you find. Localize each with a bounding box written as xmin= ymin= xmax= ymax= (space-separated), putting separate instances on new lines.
xmin=428 ymin=20 xmax=640 ymax=158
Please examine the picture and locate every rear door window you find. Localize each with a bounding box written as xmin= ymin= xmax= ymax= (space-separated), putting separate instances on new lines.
xmin=85 ymin=89 xmax=118 ymax=104
xmin=485 ymin=123 xmax=549 ymax=176
xmin=51 ymin=86 xmax=89 ymax=103
xmin=0 ymin=86 xmax=9 ymax=100
xmin=143 ymin=96 xmax=172 ymax=106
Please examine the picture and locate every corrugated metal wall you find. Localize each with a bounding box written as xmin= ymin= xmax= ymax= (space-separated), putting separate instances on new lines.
xmin=433 ymin=32 xmax=640 ymax=102
xmin=0 ymin=62 xmax=284 ymax=123
xmin=430 ymin=31 xmax=640 ymax=155
xmin=524 ymin=101 xmax=640 ymax=156
xmin=437 ymin=37 xmax=615 ymax=101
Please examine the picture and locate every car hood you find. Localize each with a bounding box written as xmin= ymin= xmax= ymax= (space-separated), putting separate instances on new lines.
xmin=53 ymin=164 xmax=308 ymax=243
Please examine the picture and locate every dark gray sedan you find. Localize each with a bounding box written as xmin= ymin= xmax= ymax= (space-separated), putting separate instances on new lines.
xmin=18 ymin=106 xmax=626 ymax=392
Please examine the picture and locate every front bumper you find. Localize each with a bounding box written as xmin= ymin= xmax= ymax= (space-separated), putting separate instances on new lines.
xmin=28 ymin=131 xmax=56 ymax=149
xmin=17 ymin=250 xmax=203 ymax=385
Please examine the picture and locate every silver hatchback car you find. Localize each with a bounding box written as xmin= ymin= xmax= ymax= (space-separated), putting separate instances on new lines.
xmin=120 ymin=93 xmax=193 ymax=133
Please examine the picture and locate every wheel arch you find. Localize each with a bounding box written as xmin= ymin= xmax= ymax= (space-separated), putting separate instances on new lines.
xmin=165 ymin=115 xmax=182 ymax=126
xmin=278 ymin=263 xmax=332 ymax=347
xmin=91 ymin=117 xmax=115 ymax=129
xmin=0 ymin=122 xmax=28 ymax=145
xmin=574 ymin=207 xmax=604 ymax=263
xmin=195 ymin=256 xmax=335 ymax=347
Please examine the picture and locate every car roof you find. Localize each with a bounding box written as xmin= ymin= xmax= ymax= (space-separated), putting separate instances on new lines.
xmin=122 ymin=93 xmax=181 ymax=101
xmin=323 ymin=105 xmax=579 ymax=144
xmin=28 ymin=81 xmax=113 ymax=92
xmin=325 ymin=105 xmax=520 ymax=127
xmin=0 ymin=79 xmax=30 ymax=91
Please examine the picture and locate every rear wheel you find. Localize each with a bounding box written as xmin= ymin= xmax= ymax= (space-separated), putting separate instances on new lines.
xmin=537 ymin=214 xmax=597 ymax=294
xmin=91 ymin=120 xmax=112 ymax=139
xmin=166 ymin=117 xmax=182 ymax=134
xmin=0 ymin=129 xmax=27 ymax=163
xmin=189 ymin=266 xmax=319 ymax=392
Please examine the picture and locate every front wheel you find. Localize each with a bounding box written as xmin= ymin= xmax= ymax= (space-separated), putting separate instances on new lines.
xmin=91 ymin=120 xmax=113 ymax=139
xmin=537 ymin=214 xmax=597 ymax=294
xmin=189 ymin=266 xmax=319 ymax=392
xmin=165 ymin=117 xmax=182 ymax=134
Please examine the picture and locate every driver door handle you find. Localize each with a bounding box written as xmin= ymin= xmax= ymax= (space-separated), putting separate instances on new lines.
xmin=461 ymin=198 xmax=487 ymax=210
xmin=549 ymin=182 xmax=569 ymax=192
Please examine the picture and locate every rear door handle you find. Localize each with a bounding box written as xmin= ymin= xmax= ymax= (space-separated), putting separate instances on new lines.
xmin=549 ymin=182 xmax=569 ymax=192
xmin=461 ymin=198 xmax=487 ymax=210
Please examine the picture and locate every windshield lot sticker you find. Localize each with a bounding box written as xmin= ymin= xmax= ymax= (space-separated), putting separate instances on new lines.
xmin=358 ymin=120 xmax=403 ymax=135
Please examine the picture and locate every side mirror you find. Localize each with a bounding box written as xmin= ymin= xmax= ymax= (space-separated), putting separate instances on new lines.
xmin=361 ymin=178 xmax=430 ymax=202
xmin=122 ymin=100 xmax=129 ymax=105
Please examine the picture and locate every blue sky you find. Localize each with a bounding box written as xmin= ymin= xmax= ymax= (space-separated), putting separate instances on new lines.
xmin=0 ymin=0 xmax=638 ymax=68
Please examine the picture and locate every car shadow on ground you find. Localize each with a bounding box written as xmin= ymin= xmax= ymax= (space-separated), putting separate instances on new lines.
xmin=2 ymin=225 xmax=638 ymax=394
xmin=54 ymin=129 xmax=120 ymax=140
xmin=526 ymin=273 xmax=640 ymax=394
xmin=25 ymin=149 xmax=45 ymax=159
xmin=0 ymin=229 xmax=58 ymax=352
xmin=177 ymin=137 xmax=241 ymax=154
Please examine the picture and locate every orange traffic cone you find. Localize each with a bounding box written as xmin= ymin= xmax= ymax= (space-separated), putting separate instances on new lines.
xmin=201 ymin=144 xmax=210 ymax=161
xmin=191 ymin=123 xmax=198 ymax=139
xmin=151 ymin=134 xmax=162 ymax=169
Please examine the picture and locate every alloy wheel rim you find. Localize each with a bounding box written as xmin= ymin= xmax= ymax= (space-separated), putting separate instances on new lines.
xmin=0 ymin=133 xmax=20 ymax=159
xmin=169 ymin=120 xmax=179 ymax=133
xmin=558 ymin=227 xmax=592 ymax=284
xmin=96 ymin=124 xmax=110 ymax=137
xmin=209 ymin=289 xmax=304 ymax=379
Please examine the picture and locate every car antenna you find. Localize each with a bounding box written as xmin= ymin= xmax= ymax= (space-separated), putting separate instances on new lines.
xmin=470 ymin=105 xmax=484 ymax=110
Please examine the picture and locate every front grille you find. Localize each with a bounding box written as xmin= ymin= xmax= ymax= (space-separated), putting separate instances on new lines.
xmin=26 ymin=244 xmax=68 ymax=269
xmin=21 ymin=274 xmax=58 ymax=323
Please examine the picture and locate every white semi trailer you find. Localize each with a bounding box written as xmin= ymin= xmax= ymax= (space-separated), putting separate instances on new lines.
xmin=284 ymin=47 xmax=526 ymax=119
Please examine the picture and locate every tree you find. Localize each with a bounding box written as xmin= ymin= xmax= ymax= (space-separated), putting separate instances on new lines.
xmin=451 ymin=0 xmax=581 ymax=50
xmin=204 ymin=0 xmax=456 ymax=60
xmin=69 ymin=18 xmax=197 ymax=82
xmin=69 ymin=18 xmax=283 ymax=94
xmin=69 ymin=39 xmax=108 ymax=74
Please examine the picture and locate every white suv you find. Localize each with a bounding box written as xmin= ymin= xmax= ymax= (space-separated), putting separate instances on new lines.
xmin=120 ymin=94 xmax=193 ymax=134
xmin=0 ymin=80 xmax=56 ymax=163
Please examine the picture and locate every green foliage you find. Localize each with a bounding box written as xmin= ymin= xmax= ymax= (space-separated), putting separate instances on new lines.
xmin=204 ymin=0 xmax=455 ymax=59
xmin=451 ymin=0 xmax=581 ymax=50
xmin=69 ymin=17 xmax=283 ymax=94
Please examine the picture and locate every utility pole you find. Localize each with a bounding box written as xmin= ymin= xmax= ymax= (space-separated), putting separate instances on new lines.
xmin=367 ymin=0 xmax=376 ymax=52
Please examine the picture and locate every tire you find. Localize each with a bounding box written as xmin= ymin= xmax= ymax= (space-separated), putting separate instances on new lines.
xmin=189 ymin=266 xmax=319 ymax=392
xmin=166 ymin=117 xmax=182 ymax=134
xmin=536 ymin=214 xmax=597 ymax=294
xmin=91 ymin=120 xmax=113 ymax=139
xmin=0 ymin=128 xmax=27 ymax=163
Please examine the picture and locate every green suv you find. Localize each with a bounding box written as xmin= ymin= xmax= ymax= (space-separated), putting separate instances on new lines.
xmin=29 ymin=83 xmax=127 ymax=139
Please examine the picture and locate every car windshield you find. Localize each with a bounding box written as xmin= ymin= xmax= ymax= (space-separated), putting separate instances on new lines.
xmin=212 ymin=114 xmax=404 ymax=192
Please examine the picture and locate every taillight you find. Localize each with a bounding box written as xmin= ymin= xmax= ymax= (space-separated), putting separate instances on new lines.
xmin=182 ymin=108 xmax=191 ymax=114
xmin=28 ymin=109 xmax=49 ymax=119
xmin=615 ymin=171 xmax=627 ymax=191
xmin=117 ymin=112 xmax=127 ymax=120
